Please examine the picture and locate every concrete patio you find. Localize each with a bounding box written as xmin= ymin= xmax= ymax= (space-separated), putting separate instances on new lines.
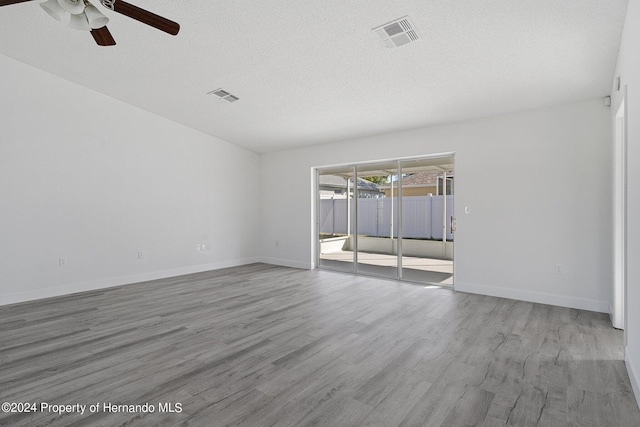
xmin=320 ymin=250 xmax=453 ymax=286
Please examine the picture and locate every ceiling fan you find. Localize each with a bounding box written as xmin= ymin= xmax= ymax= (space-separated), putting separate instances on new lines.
xmin=0 ymin=0 xmax=179 ymax=46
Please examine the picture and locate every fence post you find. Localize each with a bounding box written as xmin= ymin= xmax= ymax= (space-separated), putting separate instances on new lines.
xmin=332 ymin=198 xmax=335 ymax=236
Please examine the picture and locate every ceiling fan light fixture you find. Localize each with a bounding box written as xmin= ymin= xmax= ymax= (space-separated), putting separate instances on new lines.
xmin=39 ymin=0 xmax=66 ymax=21
xmin=68 ymin=11 xmax=91 ymax=30
xmin=28 ymin=0 xmax=180 ymax=46
xmin=84 ymin=2 xmax=108 ymax=29
xmin=58 ymin=0 xmax=85 ymax=15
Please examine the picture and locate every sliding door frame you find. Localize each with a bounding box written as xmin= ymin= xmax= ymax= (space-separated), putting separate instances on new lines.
xmin=314 ymin=153 xmax=455 ymax=285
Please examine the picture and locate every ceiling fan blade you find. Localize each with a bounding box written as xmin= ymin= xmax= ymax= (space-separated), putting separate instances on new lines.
xmin=91 ymin=26 xmax=116 ymax=46
xmin=0 ymin=0 xmax=32 ymax=6
xmin=112 ymin=0 xmax=179 ymax=35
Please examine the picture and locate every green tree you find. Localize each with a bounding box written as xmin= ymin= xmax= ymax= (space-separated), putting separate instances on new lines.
xmin=360 ymin=176 xmax=388 ymax=185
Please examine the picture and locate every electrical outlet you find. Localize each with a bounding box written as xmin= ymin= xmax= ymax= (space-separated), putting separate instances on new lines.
xmin=555 ymin=264 xmax=563 ymax=275
xmin=58 ymin=257 xmax=67 ymax=267
xmin=137 ymin=251 xmax=145 ymax=260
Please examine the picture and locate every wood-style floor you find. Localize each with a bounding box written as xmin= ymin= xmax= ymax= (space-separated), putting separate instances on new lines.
xmin=0 ymin=264 xmax=638 ymax=426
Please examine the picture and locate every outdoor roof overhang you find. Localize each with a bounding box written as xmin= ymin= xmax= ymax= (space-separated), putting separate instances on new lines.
xmin=318 ymin=158 xmax=454 ymax=178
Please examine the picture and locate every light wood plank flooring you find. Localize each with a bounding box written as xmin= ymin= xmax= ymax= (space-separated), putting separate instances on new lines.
xmin=1 ymin=264 xmax=638 ymax=426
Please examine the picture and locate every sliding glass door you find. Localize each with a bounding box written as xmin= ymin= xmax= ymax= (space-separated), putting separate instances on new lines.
xmin=398 ymin=158 xmax=454 ymax=285
xmin=356 ymin=161 xmax=398 ymax=279
xmin=316 ymin=155 xmax=454 ymax=286
xmin=317 ymin=166 xmax=355 ymax=272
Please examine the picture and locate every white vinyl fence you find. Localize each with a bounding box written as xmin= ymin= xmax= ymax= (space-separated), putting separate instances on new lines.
xmin=319 ymin=195 xmax=454 ymax=240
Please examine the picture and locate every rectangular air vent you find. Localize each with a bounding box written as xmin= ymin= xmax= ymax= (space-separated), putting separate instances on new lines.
xmin=207 ymin=88 xmax=240 ymax=103
xmin=372 ymin=16 xmax=420 ymax=48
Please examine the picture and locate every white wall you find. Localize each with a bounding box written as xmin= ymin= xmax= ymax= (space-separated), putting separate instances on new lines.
xmin=260 ymin=99 xmax=612 ymax=313
xmin=611 ymin=0 xmax=640 ymax=409
xmin=0 ymin=54 xmax=260 ymax=305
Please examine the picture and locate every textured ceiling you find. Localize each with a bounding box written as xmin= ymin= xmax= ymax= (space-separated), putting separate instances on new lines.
xmin=0 ymin=0 xmax=629 ymax=153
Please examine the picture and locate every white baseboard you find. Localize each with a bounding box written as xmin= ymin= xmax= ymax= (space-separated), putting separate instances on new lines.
xmin=455 ymin=281 xmax=609 ymax=313
xmin=609 ymin=301 xmax=616 ymax=328
xmin=627 ymin=346 xmax=640 ymax=410
xmin=610 ymin=301 xmax=614 ymax=316
xmin=259 ymin=257 xmax=313 ymax=270
xmin=0 ymin=257 xmax=261 ymax=307
xmin=609 ymin=301 xmax=625 ymax=329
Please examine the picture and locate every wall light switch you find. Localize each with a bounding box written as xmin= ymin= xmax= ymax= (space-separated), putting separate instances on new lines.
xmin=196 ymin=244 xmax=202 ymax=251
xmin=465 ymin=206 xmax=471 ymax=214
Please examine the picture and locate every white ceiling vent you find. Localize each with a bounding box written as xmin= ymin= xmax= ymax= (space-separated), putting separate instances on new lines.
xmin=372 ymin=16 xmax=420 ymax=48
xmin=207 ymin=88 xmax=239 ymax=103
